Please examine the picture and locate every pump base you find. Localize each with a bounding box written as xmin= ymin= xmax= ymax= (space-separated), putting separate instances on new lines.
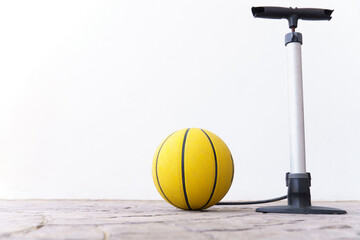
xmin=256 ymin=206 xmax=347 ymax=214
xmin=256 ymin=172 xmax=347 ymax=215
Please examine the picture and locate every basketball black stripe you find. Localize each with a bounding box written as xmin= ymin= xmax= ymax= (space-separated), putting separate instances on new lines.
xmin=155 ymin=132 xmax=176 ymax=207
xmin=230 ymin=154 xmax=234 ymax=184
xmin=200 ymin=129 xmax=218 ymax=209
xmin=181 ymin=128 xmax=192 ymax=210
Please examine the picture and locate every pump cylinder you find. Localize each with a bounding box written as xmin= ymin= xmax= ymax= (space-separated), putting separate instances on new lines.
xmin=287 ymin=41 xmax=306 ymax=173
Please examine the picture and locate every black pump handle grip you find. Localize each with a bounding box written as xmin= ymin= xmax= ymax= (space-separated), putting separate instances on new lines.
xmin=252 ymin=7 xmax=333 ymax=28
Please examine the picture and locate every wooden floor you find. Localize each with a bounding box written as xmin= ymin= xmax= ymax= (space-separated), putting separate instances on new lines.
xmin=0 ymin=200 xmax=359 ymax=240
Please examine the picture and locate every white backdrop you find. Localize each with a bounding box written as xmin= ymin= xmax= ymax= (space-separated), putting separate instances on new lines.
xmin=0 ymin=0 xmax=359 ymax=200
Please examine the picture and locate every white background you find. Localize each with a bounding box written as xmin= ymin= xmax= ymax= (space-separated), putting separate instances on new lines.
xmin=0 ymin=0 xmax=359 ymax=201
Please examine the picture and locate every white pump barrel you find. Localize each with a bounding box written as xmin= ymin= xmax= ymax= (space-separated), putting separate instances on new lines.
xmin=287 ymin=41 xmax=306 ymax=173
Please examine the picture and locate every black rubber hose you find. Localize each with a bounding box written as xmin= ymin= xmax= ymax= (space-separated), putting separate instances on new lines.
xmin=216 ymin=195 xmax=287 ymax=205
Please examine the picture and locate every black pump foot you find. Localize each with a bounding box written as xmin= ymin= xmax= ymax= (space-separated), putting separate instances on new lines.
xmin=256 ymin=205 xmax=347 ymax=214
xmin=256 ymin=173 xmax=347 ymax=215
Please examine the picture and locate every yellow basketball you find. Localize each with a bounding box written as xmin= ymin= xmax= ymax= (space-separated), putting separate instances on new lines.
xmin=152 ymin=128 xmax=234 ymax=210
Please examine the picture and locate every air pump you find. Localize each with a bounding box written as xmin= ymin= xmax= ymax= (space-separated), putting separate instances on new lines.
xmin=252 ymin=7 xmax=347 ymax=214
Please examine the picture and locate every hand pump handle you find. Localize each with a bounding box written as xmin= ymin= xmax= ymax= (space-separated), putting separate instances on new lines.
xmin=252 ymin=7 xmax=333 ymax=29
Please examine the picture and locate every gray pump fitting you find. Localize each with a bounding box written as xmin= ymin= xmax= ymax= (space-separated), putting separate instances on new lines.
xmin=285 ymin=32 xmax=303 ymax=45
